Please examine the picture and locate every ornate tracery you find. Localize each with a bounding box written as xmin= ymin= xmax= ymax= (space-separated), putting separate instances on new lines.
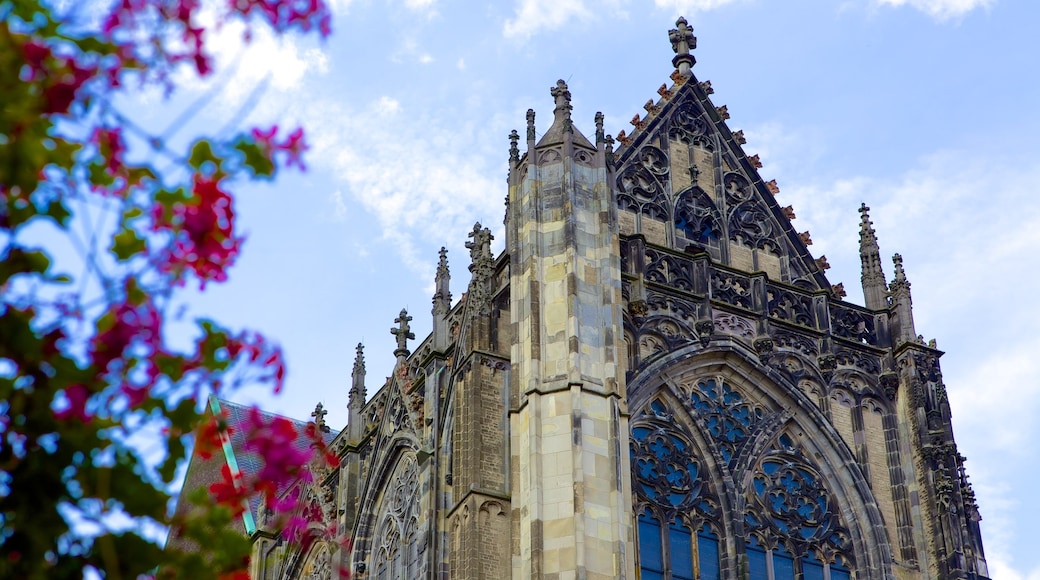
xmin=372 ymin=455 xmax=420 ymax=580
xmin=632 ymin=378 xmax=855 ymax=580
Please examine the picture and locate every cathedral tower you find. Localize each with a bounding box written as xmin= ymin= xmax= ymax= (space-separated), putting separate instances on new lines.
xmin=175 ymin=15 xmax=990 ymax=580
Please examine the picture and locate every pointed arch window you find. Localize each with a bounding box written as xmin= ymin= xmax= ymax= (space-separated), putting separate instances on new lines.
xmin=372 ymin=456 xmax=420 ymax=580
xmin=632 ymin=379 xmax=855 ymax=580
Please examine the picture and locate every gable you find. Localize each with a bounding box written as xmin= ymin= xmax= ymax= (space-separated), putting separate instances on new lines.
xmin=614 ymin=74 xmax=831 ymax=291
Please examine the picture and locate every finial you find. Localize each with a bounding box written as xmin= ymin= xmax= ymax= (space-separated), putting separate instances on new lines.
xmin=550 ymin=80 xmax=573 ymax=133
xmin=859 ymin=203 xmax=876 ymax=236
xmin=595 ymin=112 xmax=604 ymax=145
xmin=311 ymin=402 xmax=330 ymax=433
xmin=604 ymin=134 xmax=615 ymax=168
xmin=668 ymin=16 xmax=697 ymax=76
xmin=509 ymin=130 xmax=520 ymax=163
xmin=353 ymin=342 xmax=365 ymax=375
xmin=526 ymin=109 xmax=536 ymax=141
xmin=391 ymin=308 xmax=414 ymax=358
xmin=893 ymin=253 xmax=907 ymax=282
xmin=437 ymin=247 xmax=449 ymax=275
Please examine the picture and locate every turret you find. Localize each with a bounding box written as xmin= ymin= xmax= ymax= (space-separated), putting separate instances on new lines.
xmin=890 ymin=253 xmax=917 ymax=345
xmin=859 ymin=203 xmax=888 ymax=310
xmin=347 ymin=343 xmax=365 ymax=440
xmin=432 ymin=247 xmax=451 ymax=351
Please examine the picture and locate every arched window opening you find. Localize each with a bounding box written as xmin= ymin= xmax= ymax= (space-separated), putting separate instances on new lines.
xmin=632 ymin=378 xmax=858 ymax=579
xmin=636 ymin=510 xmax=723 ymax=580
xmin=371 ymin=455 xmax=420 ymax=580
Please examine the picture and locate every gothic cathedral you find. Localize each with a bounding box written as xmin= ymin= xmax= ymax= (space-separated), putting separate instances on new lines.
xmin=179 ymin=17 xmax=990 ymax=580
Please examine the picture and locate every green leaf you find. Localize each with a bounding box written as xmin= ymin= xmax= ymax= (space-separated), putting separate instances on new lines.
xmin=188 ymin=140 xmax=219 ymax=171
xmin=110 ymin=227 xmax=146 ymax=261
xmin=0 ymin=246 xmax=51 ymax=285
xmin=235 ymin=139 xmax=275 ymax=178
xmin=42 ymin=198 xmax=71 ymax=228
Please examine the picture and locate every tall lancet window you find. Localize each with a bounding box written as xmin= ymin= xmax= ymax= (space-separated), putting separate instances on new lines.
xmin=632 ymin=380 xmax=854 ymax=579
xmin=631 ymin=399 xmax=722 ymax=580
xmin=372 ymin=455 xmax=420 ymax=580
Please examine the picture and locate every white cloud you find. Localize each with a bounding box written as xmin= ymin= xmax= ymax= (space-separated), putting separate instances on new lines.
xmin=328 ymin=190 xmax=349 ymax=222
xmin=652 ymin=0 xmax=742 ymax=13
xmin=404 ymin=0 xmax=437 ymax=10
xmin=419 ymin=53 xmax=435 ymax=64
xmin=503 ymin=0 xmax=738 ymax=39
xmin=456 ymin=58 xmax=466 ymax=70
xmin=374 ymin=96 xmax=401 ymax=115
xmin=304 ymin=97 xmax=505 ymax=277
xmin=875 ymin=0 xmax=995 ymax=20
xmin=173 ymin=11 xmax=329 ymax=118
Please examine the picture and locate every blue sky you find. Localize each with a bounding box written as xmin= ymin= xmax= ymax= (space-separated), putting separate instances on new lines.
xmin=144 ymin=0 xmax=1039 ymax=576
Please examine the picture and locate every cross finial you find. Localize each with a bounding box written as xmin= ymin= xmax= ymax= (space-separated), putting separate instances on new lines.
xmin=311 ymin=402 xmax=329 ymax=433
xmin=509 ymin=130 xmax=520 ymax=164
xmin=669 ymin=16 xmax=697 ymax=76
xmin=859 ymin=202 xmax=874 ymax=229
xmin=437 ymin=247 xmax=449 ymax=276
xmin=391 ymin=308 xmax=414 ymax=357
xmin=550 ymin=80 xmax=573 ymax=130
xmin=893 ymin=253 xmax=906 ymax=280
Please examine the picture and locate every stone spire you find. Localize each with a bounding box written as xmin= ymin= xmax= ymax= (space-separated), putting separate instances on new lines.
xmin=890 ymin=253 xmax=917 ymax=345
xmin=432 ymin=248 xmax=452 ymax=350
xmin=858 ymin=203 xmax=889 ymax=310
xmin=348 ymin=342 xmax=366 ymax=439
xmin=669 ymin=16 xmax=697 ymax=76
xmin=432 ymin=247 xmax=451 ymax=317
xmin=391 ymin=309 xmax=414 ymax=360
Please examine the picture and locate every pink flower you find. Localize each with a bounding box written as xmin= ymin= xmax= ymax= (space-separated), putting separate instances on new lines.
xmin=54 ymin=385 xmax=92 ymax=422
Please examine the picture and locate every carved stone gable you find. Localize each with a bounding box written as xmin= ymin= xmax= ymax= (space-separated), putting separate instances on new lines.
xmin=613 ymin=77 xmax=829 ymax=289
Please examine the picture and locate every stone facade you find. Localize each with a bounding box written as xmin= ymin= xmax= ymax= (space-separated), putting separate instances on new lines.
xmin=188 ymin=16 xmax=991 ymax=580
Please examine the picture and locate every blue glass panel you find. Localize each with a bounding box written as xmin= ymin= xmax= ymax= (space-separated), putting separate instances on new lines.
xmin=773 ymin=545 xmax=795 ymax=580
xmin=638 ymin=513 xmax=663 ymax=573
xmin=669 ymin=522 xmax=694 ymax=580
xmin=747 ymin=537 xmax=768 ymax=580
xmin=641 ymin=572 xmax=664 ymax=580
xmin=697 ymin=527 xmax=720 ymax=580
xmin=803 ymin=560 xmax=825 ymax=580
xmin=831 ymin=560 xmax=852 ymax=580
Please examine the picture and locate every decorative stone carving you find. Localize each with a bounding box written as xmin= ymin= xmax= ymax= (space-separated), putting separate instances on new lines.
xmin=879 ymin=372 xmax=899 ymax=400
xmin=668 ymin=101 xmax=709 ymax=145
xmin=766 ymin=287 xmax=814 ymax=327
xmin=695 ymin=319 xmax=714 ymax=346
xmin=753 ymin=337 xmax=774 ymax=355
xmin=465 ymin=223 xmax=495 ymax=317
xmin=673 ymin=188 xmax=721 ymax=246
xmin=712 ymin=312 xmax=755 ymax=340
xmin=829 ymin=305 xmax=877 ymax=345
xmin=711 ymin=270 xmax=753 ymax=309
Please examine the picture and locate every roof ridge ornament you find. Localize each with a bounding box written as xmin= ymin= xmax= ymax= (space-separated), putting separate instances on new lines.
xmin=669 ymin=16 xmax=697 ymax=76
xmin=550 ymin=79 xmax=573 ymax=133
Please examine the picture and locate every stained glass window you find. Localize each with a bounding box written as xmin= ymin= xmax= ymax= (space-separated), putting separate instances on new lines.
xmin=632 ymin=378 xmax=856 ymax=579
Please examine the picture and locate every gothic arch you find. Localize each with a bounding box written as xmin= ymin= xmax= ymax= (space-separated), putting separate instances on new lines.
xmin=351 ymin=440 xmax=421 ymax=576
xmin=627 ymin=342 xmax=895 ymax=579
